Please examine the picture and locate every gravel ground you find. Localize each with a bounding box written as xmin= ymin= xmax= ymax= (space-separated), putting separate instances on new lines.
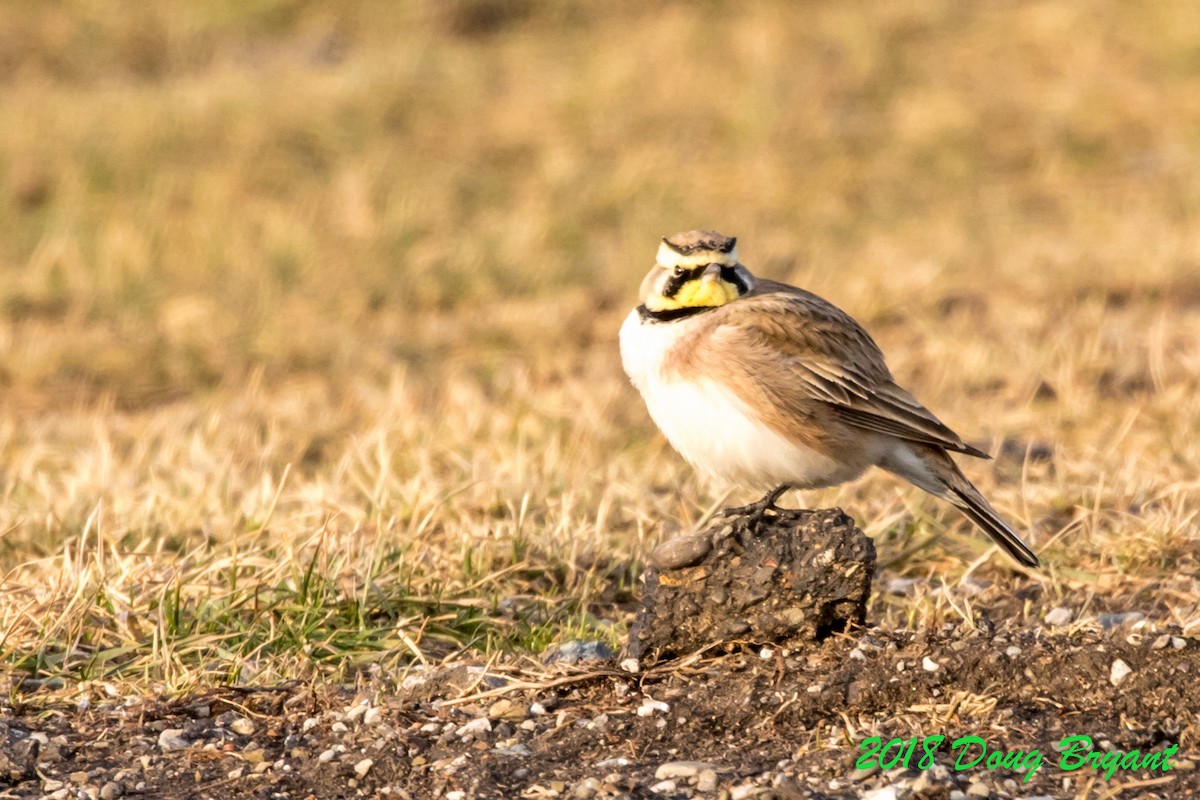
xmin=2 ymin=620 xmax=1198 ymax=800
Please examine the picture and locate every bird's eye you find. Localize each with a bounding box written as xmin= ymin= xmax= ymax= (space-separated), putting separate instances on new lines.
xmin=673 ymin=266 xmax=684 ymax=277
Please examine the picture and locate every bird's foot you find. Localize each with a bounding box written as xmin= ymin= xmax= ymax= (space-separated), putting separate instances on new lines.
xmin=719 ymin=485 xmax=792 ymax=535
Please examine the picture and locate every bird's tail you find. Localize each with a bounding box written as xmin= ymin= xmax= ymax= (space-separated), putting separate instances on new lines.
xmin=881 ymin=444 xmax=1040 ymax=568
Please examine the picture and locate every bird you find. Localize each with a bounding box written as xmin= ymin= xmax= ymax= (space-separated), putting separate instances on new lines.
xmin=618 ymin=230 xmax=1039 ymax=568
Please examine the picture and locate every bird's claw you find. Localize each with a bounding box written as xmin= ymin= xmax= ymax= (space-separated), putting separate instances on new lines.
xmin=719 ymin=485 xmax=792 ymax=535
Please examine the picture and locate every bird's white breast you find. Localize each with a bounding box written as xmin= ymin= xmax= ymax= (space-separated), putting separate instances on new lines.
xmin=619 ymin=309 xmax=856 ymax=490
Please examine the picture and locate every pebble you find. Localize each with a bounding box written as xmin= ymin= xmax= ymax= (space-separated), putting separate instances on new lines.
xmin=849 ymin=765 xmax=879 ymax=782
xmin=69 ymin=771 xmax=90 ymax=783
xmin=99 ymin=782 xmax=122 ymax=800
xmin=655 ymin=761 xmax=717 ymax=780
xmin=157 ymin=729 xmax=189 ymax=752
xmin=1110 ymin=659 xmax=1133 ymax=686
xmin=572 ymin=777 xmax=602 ymax=798
xmin=544 ymin=640 xmax=615 ymax=665
xmin=651 ymin=529 xmax=716 ymax=569
xmin=922 ymin=656 xmax=940 ymax=672
xmin=1005 ymin=646 xmax=1022 ymax=657
xmin=862 ymin=787 xmax=897 ymax=800
xmin=637 ymin=697 xmax=670 ymax=717
xmin=488 ymin=699 xmax=520 ymax=720
xmin=459 ymin=717 xmax=492 ymax=737
xmin=1098 ymin=612 xmax=1145 ymax=628
xmin=495 ymin=744 xmax=532 ymax=757
xmin=331 ymin=722 xmax=349 ymax=734
xmin=446 ymin=793 xmax=465 ymax=800
xmin=697 ymin=769 xmax=718 ymax=792
xmin=650 ymin=780 xmax=677 ymax=794
xmin=229 ymin=717 xmax=255 ymax=736
xmin=619 ymin=658 xmax=640 ymax=673
xmin=317 ymin=749 xmax=336 ymax=763
xmin=354 ymin=758 xmax=373 ymax=778
xmin=363 ymin=707 xmax=383 ymax=725
xmin=966 ymin=780 xmax=991 ymax=797
xmin=1045 ymin=607 xmax=1073 ymax=627
xmin=849 ymin=648 xmax=866 ymax=661
xmin=302 ymin=717 xmax=319 ymax=732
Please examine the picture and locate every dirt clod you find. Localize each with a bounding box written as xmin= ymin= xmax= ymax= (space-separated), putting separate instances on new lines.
xmin=629 ymin=507 xmax=875 ymax=663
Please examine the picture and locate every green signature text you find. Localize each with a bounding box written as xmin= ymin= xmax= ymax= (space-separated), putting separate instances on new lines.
xmin=856 ymin=734 xmax=1178 ymax=783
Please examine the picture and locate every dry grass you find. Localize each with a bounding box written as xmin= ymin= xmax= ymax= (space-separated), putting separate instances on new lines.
xmin=1 ymin=0 xmax=1199 ymax=695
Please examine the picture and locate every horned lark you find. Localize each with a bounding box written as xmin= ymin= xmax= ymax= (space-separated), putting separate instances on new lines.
xmin=619 ymin=230 xmax=1039 ymax=568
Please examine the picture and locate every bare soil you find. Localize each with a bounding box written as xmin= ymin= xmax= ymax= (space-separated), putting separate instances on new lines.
xmin=3 ymin=621 xmax=1197 ymax=800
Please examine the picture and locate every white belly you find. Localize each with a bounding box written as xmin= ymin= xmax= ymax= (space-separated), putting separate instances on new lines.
xmin=619 ymin=309 xmax=865 ymax=490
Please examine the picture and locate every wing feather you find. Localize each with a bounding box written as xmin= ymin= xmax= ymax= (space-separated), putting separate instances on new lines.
xmin=713 ymin=285 xmax=989 ymax=458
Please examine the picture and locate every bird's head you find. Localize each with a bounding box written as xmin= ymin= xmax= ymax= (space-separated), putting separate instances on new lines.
xmin=639 ymin=230 xmax=753 ymax=315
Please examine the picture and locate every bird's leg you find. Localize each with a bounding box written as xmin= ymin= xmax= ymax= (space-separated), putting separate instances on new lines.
xmin=720 ymin=484 xmax=792 ymax=532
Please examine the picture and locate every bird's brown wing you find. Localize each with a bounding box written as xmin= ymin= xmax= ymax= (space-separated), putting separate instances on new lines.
xmin=708 ymin=284 xmax=989 ymax=458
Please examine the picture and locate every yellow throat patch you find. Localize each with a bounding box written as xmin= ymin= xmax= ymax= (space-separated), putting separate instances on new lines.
xmin=645 ymin=275 xmax=741 ymax=312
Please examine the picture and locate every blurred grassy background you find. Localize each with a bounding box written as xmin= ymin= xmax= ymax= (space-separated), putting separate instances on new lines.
xmin=2 ymin=0 xmax=1199 ymax=689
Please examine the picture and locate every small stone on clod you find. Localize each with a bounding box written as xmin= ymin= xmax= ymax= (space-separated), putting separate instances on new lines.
xmin=1110 ymin=659 xmax=1133 ymax=686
